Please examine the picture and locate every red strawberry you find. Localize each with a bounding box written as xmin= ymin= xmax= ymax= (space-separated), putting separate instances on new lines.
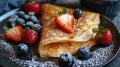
xmin=95 ymin=27 xmax=112 ymax=45
xmin=24 ymin=30 xmax=38 ymax=45
xmin=23 ymin=0 xmax=41 ymax=15
xmin=55 ymin=14 xmax=75 ymax=33
xmin=4 ymin=25 xmax=23 ymax=42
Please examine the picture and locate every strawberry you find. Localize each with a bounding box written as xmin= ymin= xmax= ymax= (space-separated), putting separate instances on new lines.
xmin=4 ymin=25 xmax=23 ymax=42
xmin=95 ymin=27 xmax=112 ymax=45
xmin=23 ymin=0 xmax=41 ymax=15
xmin=24 ymin=30 xmax=38 ymax=45
xmin=55 ymin=14 xmax=75 ymax=33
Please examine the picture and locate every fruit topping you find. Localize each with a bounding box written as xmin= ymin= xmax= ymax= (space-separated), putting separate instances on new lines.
xmin=73 ymin=8 xmax=82 ymax=19
xmin=17 ymin=43 xmax=32 ymax=60
xmin=28 ymin=16 xmax=38 ymax=24
xmin=33 ymin=24 xmax=42 ymax=32
xmin=26 ymin=21 xmax=34 ymax=27
xmin=55 ymin=14 xmax=75 ymax=33
xmin=78 ymin=47 xmax=90 ymax=60
xmin=4 ymin=25 xmax=23 ymax=42
xmin=28 ymin=11 xmax=35 ymax=16
xmin=17 ymin=43 xmax=29 ymax=55
xmin=23 ymin=0 xmax=41 ymax=15
xmin=17 ymin=11 xmax=25 ymax=18
xmin=24 ymin=30 xmax=38 ymax=45
xmin=95 ymin=26 xmax=112 ymax=45
xmin=11 ymin=15 xmax=19 ymax=21
xmin=59 ymin=53 xmax=73 ymax=67
xmin=4 ymin=11 xmax=41 ymax=44
xmin=23 ymin=14 xmax=30 ymax=20
xmin=7 ymin=15 xmax=18 ymax=28
xmin=16 ymin=18 xmax=25 ymax=27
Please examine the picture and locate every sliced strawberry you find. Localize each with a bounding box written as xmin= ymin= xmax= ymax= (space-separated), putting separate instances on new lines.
xmin=4 ymin=25 xmax=23 ymax=42
xmin=55 ymin=14 xmax=75 ymax=33
xmin=24 ymin=30 xmax=38 ymax=45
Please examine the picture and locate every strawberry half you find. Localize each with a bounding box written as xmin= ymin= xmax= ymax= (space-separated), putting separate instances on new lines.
xmin=55 ymin=14 xmax=75 ymax=33
xmin=24 ymin=30 xmax=38 ymax=45
xmin=4 ymin=25 xmax=23 ymax=42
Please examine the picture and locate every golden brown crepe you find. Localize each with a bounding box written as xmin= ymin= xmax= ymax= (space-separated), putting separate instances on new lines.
xmin=38 ymin=4 xmax=100 ymax=57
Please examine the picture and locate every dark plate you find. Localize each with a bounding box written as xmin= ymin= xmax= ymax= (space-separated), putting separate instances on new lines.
xmin=0 ymin=7 xmax=120 ymax=67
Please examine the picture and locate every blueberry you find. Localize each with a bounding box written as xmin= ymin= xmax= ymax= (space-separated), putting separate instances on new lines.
xmin=59 ymin=53 xmax=73 ymax=67
xmin=28 ymin=16 xmax=38 ymax=24
xmin=28 ymin=12 xmax=35 ymax=16
xmin=26 ymin=21 xmax=34 ymax=26
xmin=11 ymin=15 xmax=19 ymax=20
xmin=17 ymin=43 xmax=29 ymax=55
xmin=23 ymin=14 xmax=30 ymax=20
xmin=78 ymin=47 xmax=90 ymax=60
xmin=7 ymin=16 xmax=18 ymax=28
xmin=25 ymin=21 xmax=34 ymax=29
xmin=73 ymin=8 xmax=82 ymax=19
xmin=9 ymin=15 xmax=18 ymax=22
xmin=17 ymin=11 xmax=25 ymax=18
xmin=16 ymin=18 xmax=25 ymax=27
xmin=33 ymin=24 xmax=42 ymax=32
xmin=17 ymin=43 xmax=32 ymax=60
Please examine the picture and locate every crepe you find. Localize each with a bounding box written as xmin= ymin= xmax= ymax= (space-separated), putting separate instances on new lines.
xmin=38 ymin=4 xmax=100 ymax=57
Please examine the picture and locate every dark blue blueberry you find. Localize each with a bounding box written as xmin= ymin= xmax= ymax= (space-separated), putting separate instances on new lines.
xmin=16 ymin=18 xmax=25 ymax=27
xmin=28 ymin=12 xmax=35 ymax=16
xmin=17 ymin=43 xmax=32 ymax=60
xmin=26 ymin=21 xmax=34 ymax=27
xmin=17 ymin=43 xmax=29 ymax=55
xmin=78 ymin=47 xmax=90 ymax=60
xmin=73 ymin=8 xmax=82 ymax=19
xmin=9 ymin=15 xmax=18 ymax=23
xmin=11 ymin=15 xmax=19 ymax=20
xmin=7 ymin=16 xmax=18 ymax=28
xmin=59 ymin=53 xmax=73 ymax=67
xmin=28 ymin=16 xmax=38 ymax=24
xmin=33 ymin=24 xmax=42 ymax=32
xmin=23 ymin=14 xmax=30 ymax=21
xmin=17 ymin=11 xmax=25 ymax=18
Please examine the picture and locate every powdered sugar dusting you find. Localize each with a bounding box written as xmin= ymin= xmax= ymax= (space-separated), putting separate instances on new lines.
xmin=0 ymin=40 xmax=15 ymax=58
xmin=10 ymin=56 xmax=58 ymax=67
xmin=0 ymin=40 xmax=117 ymax=67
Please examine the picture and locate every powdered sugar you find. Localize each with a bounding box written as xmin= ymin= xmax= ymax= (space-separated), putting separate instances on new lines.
xmin=10 ymin=57 xmax=58 ymax=67
xmin=0 ymin=40 xmax=116 ymax=67
xmin=0 ymin=40 xmax=15 ymax=58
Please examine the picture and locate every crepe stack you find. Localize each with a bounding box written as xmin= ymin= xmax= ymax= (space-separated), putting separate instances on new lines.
xmin=38 ymin=4 xmax=100 ymax=57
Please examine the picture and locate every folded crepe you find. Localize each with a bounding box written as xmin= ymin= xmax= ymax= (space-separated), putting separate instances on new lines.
xmin=38 ymin=4 xmax=100 ymax=57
